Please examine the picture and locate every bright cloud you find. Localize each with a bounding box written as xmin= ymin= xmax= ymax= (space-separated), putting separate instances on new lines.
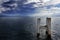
xmin=27 ymin=0 xmax=40 ymax=3
xmin=34 ymin=0 xmax=60 ymax=17
xmin=46 ymin=0 xmax=60 ymax=5
xmin=30 ymin=6 xmax=60 ymax=17
xmin=43 ymin=0 xmax=51 ymax=3
xmin=51 ymin=0 xmax=60 ymax=4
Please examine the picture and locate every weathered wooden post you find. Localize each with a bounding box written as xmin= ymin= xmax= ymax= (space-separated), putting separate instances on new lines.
xmin=36 ymin=18 xmax=41 ymax=39
xmin=46 ymin=18 xmax=51 ymax=40
xmin=37 ymin=18 xmax=41 ymax=33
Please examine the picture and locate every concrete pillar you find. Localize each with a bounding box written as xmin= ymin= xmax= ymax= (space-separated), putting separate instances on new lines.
xmin=46 ymin=18 xmax=51 ymax=36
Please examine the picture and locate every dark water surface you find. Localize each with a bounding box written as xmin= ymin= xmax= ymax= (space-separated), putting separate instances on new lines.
xmin=0 ymin=17 xmax=37 ymax=40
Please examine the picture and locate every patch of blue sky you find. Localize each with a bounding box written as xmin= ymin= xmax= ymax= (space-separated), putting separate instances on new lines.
xmin=45 ymin=5 xmax=52 ymax=9
xmin=55 ymin=3 xmax=60 ymax=7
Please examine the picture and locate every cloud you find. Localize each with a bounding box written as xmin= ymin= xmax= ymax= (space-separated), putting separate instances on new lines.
xmin=51 ymin=0 xmax=60 ymax=5
xmin=24 ymin=0 xmax=40 ymax=4
xmin=36 ymin=0 xmax=60 ymax=17
xmin=29 ymin=8 xmax=53 ymax=17
xmin=42 ymin=0 xmax=51 ymax=3
xmin=0 ymin=0 xmax=60 ymax=17
xmin=46 ymin=0 xmax=60 ymax=6
xmin=47 ymin=7 xmax=60 ymax=17
xmin=30 ymin=6 xmax=60 ymax=17
xmin=0 ymin=0 xmax=9 ymax=4
xmin=0 ymin=0 xmax=18 ymax=13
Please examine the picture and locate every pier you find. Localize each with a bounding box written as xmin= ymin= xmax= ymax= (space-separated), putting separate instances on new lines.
xmin=36 ymin=18 xmax=51 ymax=40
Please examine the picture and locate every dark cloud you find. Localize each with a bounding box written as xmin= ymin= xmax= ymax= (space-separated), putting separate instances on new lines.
xmin=0 ymin=0 xmax=38 ymax=15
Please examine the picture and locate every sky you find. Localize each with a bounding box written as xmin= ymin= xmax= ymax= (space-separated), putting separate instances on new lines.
xmin=0 ymin=0 xmax=60 ymax=17
xmin=31 ymin=0 xmax=60 ymax=17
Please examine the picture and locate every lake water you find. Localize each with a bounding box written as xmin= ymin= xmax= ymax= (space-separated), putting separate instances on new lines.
xmin=0 ymin=17 xmax=60 ymax=40
xmin=0 ymin=16 xmax=37 ymax=40
xmin=51 ymin=17 xmax=60 ymax=40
